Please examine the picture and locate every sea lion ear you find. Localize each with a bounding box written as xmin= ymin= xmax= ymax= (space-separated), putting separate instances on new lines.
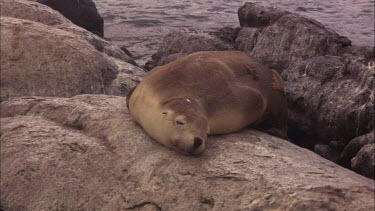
xmin=162 ymin=111 xmax=168 ymax=115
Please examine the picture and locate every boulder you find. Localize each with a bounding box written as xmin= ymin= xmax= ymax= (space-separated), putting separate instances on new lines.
xmin=339 ymin=131 xmax=374 ymax=168
xmin=282 ymin=55 xmax=374 ymax=154
xmin=238 ymin=2 xmax=290 ymax=27
xmin=0 ymin=0 xmax=144 ymax=101
xmin=237 ymin=3 xmax=352 ymax=71
xmin=351 ymin=144 xmax=375 ymax=179
xmin=338 ymin=131 xmax=375 ymax=179
xmin=144 ymin=29 xmax=234 ymax=70
xmin=1 ymin=0 xmax=69 ymax=26
xmin=36 ymin=0 xmax=104 ymax=37
xmin=314 ymin=144 xmax=340 ymax=163
xmin=1 ymin=95 xmax=374 ymax=210
xmin=1 ymin=0 xmax=136 ymax=64
xmin=234 ymin=27 xmax=259 ymax=52
xmin=147 ymin=3 xmax=352 ymax=72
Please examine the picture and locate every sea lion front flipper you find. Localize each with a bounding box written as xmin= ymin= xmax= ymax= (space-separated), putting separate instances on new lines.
xmin=271 ymin=69 xmax=285 ymax=93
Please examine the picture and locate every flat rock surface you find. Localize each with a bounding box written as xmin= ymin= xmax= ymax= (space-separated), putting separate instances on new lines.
xmin=1 ymin=95 xmax=374 ymax=210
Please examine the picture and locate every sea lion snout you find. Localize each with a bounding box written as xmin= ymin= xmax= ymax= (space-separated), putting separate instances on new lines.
xmin=194 ymin=137 xmax=203 ymax=149
xmin=188 ymin=136 xmax=206 ymax=155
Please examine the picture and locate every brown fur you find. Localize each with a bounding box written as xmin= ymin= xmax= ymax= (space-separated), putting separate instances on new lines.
xmin=128 ymin=51 xmax=288 ymax=154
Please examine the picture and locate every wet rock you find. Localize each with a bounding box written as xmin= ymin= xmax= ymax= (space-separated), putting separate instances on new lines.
xmin=144 ymin=29 xmax=234 ymax=70
xmin=238 ymin=2 xmax=290 ymax=27
xmin=1 ymin=0 xmax=144 ymax=101
xmin=351 ymin=144 xmax=375 ymax=179
xmin=338 ymin=132 xmax=374 ymax=169
xmin=1 ymin=95 xmax=374 ymax=210
xmin=37 ymin=0 xmax=104 ymax=37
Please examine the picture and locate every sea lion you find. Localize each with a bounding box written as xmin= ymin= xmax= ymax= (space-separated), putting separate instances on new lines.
xmin=127 ymin=51 xmax=288 ymax=155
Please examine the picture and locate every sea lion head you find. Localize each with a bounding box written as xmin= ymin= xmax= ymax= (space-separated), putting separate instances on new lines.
xmin=160 ymin=98 xmax=209 ymax=155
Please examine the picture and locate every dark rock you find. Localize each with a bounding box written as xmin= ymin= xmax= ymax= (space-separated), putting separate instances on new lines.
xmin=120 ymin=46 xmax=134 ymax=58
xmin=246 ymin=14 xmax=350 ymax=71
xmin=0 ymin=95 xmax=374 ymax=210
xmin=338 ymin=131 xmax=374 ymax=169
xmin=144 ymin=29 xmax=234 ymax=70
xmin=37 ymin=0 xmax=104 ymax=37
xmin=314 ymin=144 xmax=340 ymax=162
xmin=238 ymin=3 xmax=290 ymax=27
xmin=351 ymin=144 xmax=375 ymax=179
xmin=235 ymin=27 xmax=259 ymax=52
xmin=282 ymin=55 xmax=374 ymax=150
xmin=208 ymin=27 xmax=240 ymax=44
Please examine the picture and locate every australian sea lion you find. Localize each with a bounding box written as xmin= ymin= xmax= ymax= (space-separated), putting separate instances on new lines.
xmin=127 ymin=51 xmax=288 ymax=155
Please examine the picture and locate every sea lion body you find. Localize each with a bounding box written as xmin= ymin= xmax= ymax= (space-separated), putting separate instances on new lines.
xmin=128 ymin=51 xmax=287 ymax=155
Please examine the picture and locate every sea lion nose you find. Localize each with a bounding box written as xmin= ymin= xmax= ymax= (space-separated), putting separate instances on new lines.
xmin=193 ymin=137 xmax=203 ymax=149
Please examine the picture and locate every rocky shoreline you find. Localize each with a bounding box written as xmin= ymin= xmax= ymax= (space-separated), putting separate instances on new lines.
xmin=1 ymin=0 xmax=374 ymax=210
xmin=144 ymin=2 xmax=375 ymax=179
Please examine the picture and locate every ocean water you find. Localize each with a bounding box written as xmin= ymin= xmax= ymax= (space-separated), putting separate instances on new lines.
xmin=93 ymin=0 xmax=375 ymax=65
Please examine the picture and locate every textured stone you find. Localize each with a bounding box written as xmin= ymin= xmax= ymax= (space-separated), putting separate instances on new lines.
xmin=339 ymin=131 xmax=374 ymax=169
xmin=282 ymin=55 xmax=374 ymax=152
xmin=351 ymin=144 xmax=375 ymax=179
xmin=238 ymin=2 xmax=290 ymax=27
xmin=1 ymin=0 xmax=144 ymax=101
xmin=144 ymin=29 xmax=234 ymax=70
xmin=1 ymin=0 xmax=136 ymax=63
xmin=1 ymin=95 xmax=374 ymax=210
xmin=237 ymin=3 xmax=352 ymax=71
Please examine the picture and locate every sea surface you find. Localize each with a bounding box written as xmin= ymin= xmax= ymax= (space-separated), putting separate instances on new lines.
xmin=93 ymin=0 xmax=375 ymax=65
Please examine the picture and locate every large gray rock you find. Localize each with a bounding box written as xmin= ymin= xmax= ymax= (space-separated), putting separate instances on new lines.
xmin=0 ymin=0 xmax=143 ymax=101
xmin=1 ymin=0 xmax=128 ymax=62
xmin=1 ymin=95 xmax=374 ymax=210
xmin=237 ymin=3 xmax=352 ymax=71
xmin=144 ymin=29 xmax=234 ymax=70
xmin=282 ymin=54 xmax=374 ymax=164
